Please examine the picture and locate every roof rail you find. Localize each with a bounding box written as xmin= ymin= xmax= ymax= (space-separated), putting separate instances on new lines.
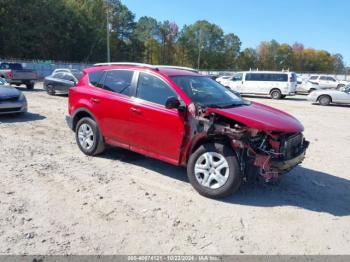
xmin=93 ymin=62 xmax=156 ymax=68
xmin=155 ymin=65 xmax=199 ymax=73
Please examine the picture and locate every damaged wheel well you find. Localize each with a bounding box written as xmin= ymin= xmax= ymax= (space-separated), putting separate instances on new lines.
xmin=187 ymin=135 xmax=233 ymax=163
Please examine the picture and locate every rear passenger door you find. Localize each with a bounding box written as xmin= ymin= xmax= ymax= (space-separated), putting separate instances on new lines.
xmin=128 ymin=72 xmax=185 ymax=164
xmin=88 ymin=69 xmax=137 ymax=147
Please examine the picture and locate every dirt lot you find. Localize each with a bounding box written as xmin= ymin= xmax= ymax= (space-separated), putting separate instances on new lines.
xmin=0 ymin=83 xmax=350 ymax=255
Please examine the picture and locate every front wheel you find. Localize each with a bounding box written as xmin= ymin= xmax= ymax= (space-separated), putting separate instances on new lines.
xmin=75 ymin=117 xmax=105 ymax=156
xmin=46 ymin=85 xmax=56 ymax=95
xmin=187 ymin=143 xmax=241 ymax=199
xmin=318 ymin=95 xmax=331 ymax=106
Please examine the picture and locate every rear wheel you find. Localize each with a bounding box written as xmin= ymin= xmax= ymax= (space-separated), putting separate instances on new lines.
xmin=280 ymin=95 xmax=286 ymax=99
xmin=187 ymin=143 xmax=241 ymax=199
xmin=75 ymin=117 xmax=105 ymax=156
xmin=270 ymin=89 xmax=282 ymax=99
xmin=337 ymin=84 xmax=345 ymax=89
xmin=319 ymin=95 xmax=331 ymax=106
xmin=308 ymin=88 xmax=316 ymax=94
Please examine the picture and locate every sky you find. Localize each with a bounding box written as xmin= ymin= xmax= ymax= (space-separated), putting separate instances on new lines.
xmin=122 ymin=0 xmax=350 ymax=66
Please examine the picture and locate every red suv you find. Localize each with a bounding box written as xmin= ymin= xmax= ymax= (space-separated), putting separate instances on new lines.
xmin=66 ymin=63 xmax=309 ymax=198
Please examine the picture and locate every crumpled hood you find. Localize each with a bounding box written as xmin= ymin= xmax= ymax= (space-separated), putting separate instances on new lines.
xmin=0 ymin=85 xmax=21 ymax=99
xmin=208 ymin=102 xmax=304 ymax=133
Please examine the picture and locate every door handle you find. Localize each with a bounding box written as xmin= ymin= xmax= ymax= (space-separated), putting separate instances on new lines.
xmin=91 ymin=98 xmax=100 ymax=103
xmin=130 ymin=107 xmax=141 ymax=114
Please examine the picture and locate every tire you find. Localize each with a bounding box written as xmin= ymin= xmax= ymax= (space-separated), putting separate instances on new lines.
xmin=318 ymin=95 xmax=331 ymax=106
xmin=337 ymin=84 xmax=345 ymax=89
xmin=270 ymin=89 xmax=282 ymax=99
xmin=46 ymin=85 xmax=56 ymax=95
xmin=26 ymin=83 xmax=34 ymax=89
xmin=187 ymin=143 xmax=241 ymax=199
xmin=15 ymin=84 xmax=21 ymax=87
xmin=280 ymin=95 xmax=286 ymax=99
xmin=308 ymin=88 xmax=316 ymax=94
xmin=75 ymin=117 xmax=105 ymax=156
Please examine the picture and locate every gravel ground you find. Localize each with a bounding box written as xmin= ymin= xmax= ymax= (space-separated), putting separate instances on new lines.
xmin=0 ymin=83 xmax=349 ymax=255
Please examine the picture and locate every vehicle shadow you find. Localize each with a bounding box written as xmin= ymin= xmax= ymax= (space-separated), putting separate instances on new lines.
xmin=312 ymin=103 xmax=350 ymax=108
xmin=0 ymin=112 xmax=46 ymax=123
xmin=101 ymin=147 xmax=350 ymax=217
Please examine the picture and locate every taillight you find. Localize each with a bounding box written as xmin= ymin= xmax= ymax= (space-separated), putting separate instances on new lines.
xmin=7 ymin=72 xmax=14 ymax=78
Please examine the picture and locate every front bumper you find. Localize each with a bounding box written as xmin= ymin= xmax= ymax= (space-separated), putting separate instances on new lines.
xmin=271 ymin=140 xmax=310 ymax=174
xmin=0 ymin=101 xmax=27 ymax=115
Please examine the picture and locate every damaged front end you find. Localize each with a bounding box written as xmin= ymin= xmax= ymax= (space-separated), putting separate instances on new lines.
xmin=184 ymin=103 xmax=309 ymax=182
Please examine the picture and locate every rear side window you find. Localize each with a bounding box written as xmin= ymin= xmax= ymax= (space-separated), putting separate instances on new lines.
xmin=137 ymin=73 xmax=176 ymax=105
xmin=89 ymin=71 xmax=105 ymax=87
xmin=309 ymin=76 xmax=318 ymax=80
xmin=103 ymin=70 xmax=134 ymax=96
xmin=246 ymin=73 xmax=287 ymax=82
xmin=320 ymin=76 xmax=327 ymax=80
xmin=270 ymin=74 xmax=288 ymax=82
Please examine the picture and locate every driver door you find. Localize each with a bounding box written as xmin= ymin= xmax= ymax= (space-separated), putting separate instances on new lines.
xmin=128 ymin=72 xmax=185 ymax=164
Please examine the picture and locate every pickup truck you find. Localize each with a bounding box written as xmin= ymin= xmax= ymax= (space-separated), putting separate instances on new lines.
xmin=0 ymin=63 xmax=38 ymax=89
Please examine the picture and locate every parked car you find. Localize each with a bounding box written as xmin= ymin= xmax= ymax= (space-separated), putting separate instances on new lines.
xmin=51 ymin=68 xmax=83 ymax=76
xmin=297 ymin=81 xmax=324 ymax=94
xmin=0 ymin=62 xmax=38 ymax=89
xmin=44 ymin=70 xmax=82 ymax=95
xmin=0 ymin=77 xmax=10 ymax=86
xmin=223 ymin=71 xmax=297 ymax=99
xmin=307 ymin=84 xmax=350 ymax=106
xmin=308 ymin=75 xmax=348 ymax=89
xmin=0 ymin=81 xmax=27 ymax=115
xmin=66 ymin=63 xmax=309 ymax=199
xmin=216 ymin=75 xmax=233 ymax=85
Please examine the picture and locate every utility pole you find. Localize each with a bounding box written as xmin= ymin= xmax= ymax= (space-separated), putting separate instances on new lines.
xmin=197 ymin=29 xmax=202 ymax=70
xmin=106 ymin=2 xmax=111 ymax=63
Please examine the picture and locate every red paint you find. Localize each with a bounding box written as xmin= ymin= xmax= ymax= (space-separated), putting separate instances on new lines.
xmin=68 ymin=65 xmax=305 ymax=166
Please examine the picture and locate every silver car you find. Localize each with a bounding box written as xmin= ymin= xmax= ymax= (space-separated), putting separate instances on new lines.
xmin=0 ymin=81 xmax=28 ymax=115
xmin=307 ymin=84 xmax=350 ymax=106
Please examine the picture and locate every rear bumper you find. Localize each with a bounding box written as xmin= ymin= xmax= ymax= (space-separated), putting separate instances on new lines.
xmin=271 ymin=140 xmax=310 ymax=173
xmin=9 ymin=79 xmax=36 ymax=84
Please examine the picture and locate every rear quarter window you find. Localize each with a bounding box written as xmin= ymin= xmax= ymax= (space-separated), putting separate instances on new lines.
xmin=88 ymin=71 xmax=105 ymax=88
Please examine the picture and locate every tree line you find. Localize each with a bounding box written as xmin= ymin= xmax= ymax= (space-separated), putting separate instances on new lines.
xmin=0 ymin=0 xmax=346 ymax=73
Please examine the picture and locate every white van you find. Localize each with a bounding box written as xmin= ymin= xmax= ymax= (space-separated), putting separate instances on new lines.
xmin=222 ymin=71 xmax=297 ymax=99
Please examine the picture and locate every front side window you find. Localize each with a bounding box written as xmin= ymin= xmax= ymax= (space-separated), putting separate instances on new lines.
xmin=53 ymin=73 xmax=64 ymax=79
xmin=327 ymin=77 xmax=336 ymax=81
xmin=103 ymin=70 xmax=134 ymax=96
xmin=171 ymin=76 xmax=243 ymax=108
xmin=137 ymin=73 xmax=177 ymax=105
xmin=310 ymin=76 xmax=318 ymax=80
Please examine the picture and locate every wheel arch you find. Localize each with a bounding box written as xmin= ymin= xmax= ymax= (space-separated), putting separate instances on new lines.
xmin=185 ymin=135 xmax=237 ymax=165
xmin=317 ymin=94 xmax=332 ymax=103
xmin=71 ymin=108 xmax=98 ymax=132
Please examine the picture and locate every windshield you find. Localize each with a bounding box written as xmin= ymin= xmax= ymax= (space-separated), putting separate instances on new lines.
xmin=0 ymin=78 xmax=6 ymax=85
xmin=171 ymin=76 xmax=243 ymax=108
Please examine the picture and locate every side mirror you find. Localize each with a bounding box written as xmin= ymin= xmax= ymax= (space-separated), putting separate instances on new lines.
xmin=165 ymin=96 xmax=181 ymax=109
